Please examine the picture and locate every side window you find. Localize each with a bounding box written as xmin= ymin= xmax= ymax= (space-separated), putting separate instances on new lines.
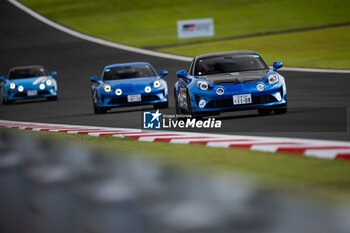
xmin=188 ymin=59 xmax=195 ymax=75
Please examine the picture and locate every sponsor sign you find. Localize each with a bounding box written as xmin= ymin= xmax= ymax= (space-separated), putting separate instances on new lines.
xmin=177 ymin=18 xmax=214 ymax=39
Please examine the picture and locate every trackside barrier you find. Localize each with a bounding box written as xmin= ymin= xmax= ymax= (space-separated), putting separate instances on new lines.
xmin=0 ymin=130 xmax=350 ymax=233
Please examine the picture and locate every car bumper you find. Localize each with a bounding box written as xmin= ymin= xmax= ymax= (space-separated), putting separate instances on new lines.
xmin=99 ymin=88 xmax=168 ymax=108
xmin=6 ymin=87 xmax=57 ymax=100
xmin=190 ymin=83 xmax=287 ymax=115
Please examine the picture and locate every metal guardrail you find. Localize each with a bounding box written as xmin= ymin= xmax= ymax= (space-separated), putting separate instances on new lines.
xmin=0 ymin=130 xmax=349 ymax=233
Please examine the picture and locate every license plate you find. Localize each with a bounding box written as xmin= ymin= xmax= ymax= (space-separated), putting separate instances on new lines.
xmin=233 ymin=94 xmax=252 ymax=105
xmin=127 ymin=94 xmax=141 ymax=102
xmin=27 ymin=90 xmax=38 ymax=96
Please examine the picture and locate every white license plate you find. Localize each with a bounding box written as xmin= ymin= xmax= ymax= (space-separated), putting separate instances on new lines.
xmin=233 ymin=94 xmax=252 ymax=105
xmin=127 ymin=94 xmax=141 ymax=102
xmin=27 ymin=90 xmax=38 ymax=96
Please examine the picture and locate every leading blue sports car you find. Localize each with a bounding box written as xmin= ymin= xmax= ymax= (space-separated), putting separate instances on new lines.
xmin=90 ymin=62 xmax=168 ymax=114
xmin=174 ymin=51 xmax=287 ymax=117
xmin=0 ymin=65 xmax=58 ymax=104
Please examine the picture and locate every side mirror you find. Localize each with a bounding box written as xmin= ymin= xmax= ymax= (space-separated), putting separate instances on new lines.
xmin=51 ymin=71 xmax=57 ymax=77
xmin=176 ymin=70 xmax=187 ymax=79
xmin=90 ymin=76 xmax=98 ymax=83
xmin=160 ymin=70 xmax=168 ymax=79
xmin=273 ymin=61 xmax=283 ymax=71
xmin=0 ymin=76 xmax=5 ymax=82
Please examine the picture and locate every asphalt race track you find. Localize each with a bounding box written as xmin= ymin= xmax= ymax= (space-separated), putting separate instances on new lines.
xmin=1 ymin=0 xmax=350 ymax=141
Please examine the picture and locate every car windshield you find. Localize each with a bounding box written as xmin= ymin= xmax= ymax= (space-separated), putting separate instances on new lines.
xmin=195 ymin=54 xmax=269 ymax=76
xmin=103 ymin=65 xmax=156 ymax=81
xmin=9 ymin=67 xmax=49 ymax=79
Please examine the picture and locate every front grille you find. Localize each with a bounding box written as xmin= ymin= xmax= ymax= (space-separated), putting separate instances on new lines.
xmin=253 ymin=95 xmax=277 ymax=104
xmin=205 ymin=95 xmax=277 ymax=108
xmin=13 ymin=93 xmax=27 ymax=97
xmin=213 ymin=78 xmax=262 ymax=85
xmin=108 ymin=95 xmax=160 ymax=105
xmin=108 ymin=97 xmax=128 ymax=105
xmin=13 ymin=90 xmax=50 ymax=98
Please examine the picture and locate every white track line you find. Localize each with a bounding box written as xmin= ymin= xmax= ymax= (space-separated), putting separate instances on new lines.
xmin=8 ymin=0 xmax=350 ymax=74
xmin=7 ymin=0 xmax=191 ymax=62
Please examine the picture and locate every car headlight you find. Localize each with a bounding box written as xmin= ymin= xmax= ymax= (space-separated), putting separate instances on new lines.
xmin=115 ymin=89 xmax=122 ymax=96
xmin=9 ymin=83 xmax=16 ymax=89
xmin=46 ymin=79 xmax=53 ymax=86
xmin=197 ymin=81 xmax=211 ymax=91
xmin=103 ymin=85 xmax=112 ymax=92
xmin=153 ymin=80 xmax=161 ymax=88
xmin=267 ymin=74 xmax=279 ymax=84
xmin=145 ymin=86 xmax=151 ymax=93
xmin=18 ymin=86 xmax=24 ymax=92
xmin=39 ymin=83 xmax=45 ymax=90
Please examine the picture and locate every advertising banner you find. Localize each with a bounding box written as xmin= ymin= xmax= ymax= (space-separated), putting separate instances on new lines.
xmin=177 ymin=18 xmax=214 ymax=39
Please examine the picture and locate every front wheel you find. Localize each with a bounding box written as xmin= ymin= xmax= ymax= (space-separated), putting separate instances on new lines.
xmin=257 ymin=108 xmax=272 ymax=116
xmin=2 ymin=91 xmax=13 ymax=105
xmin=186 ymin=89 xmax=203 ymax=120
xmin=174 ymin=90 xmax=181 ymax=114
xmin=94 ymin=104 xmax=107 ymax=114
xmin=274 ymin=108 xmax=287 ymax=114
xmin=186 ymin=89 xmax=193 ymax=116
xmin=92 ymin=91 xmax=107 ymax=114
xmin=47 ymin=96 xmax=58 ymax=101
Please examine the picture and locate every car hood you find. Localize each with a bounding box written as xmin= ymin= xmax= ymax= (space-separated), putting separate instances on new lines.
xmin=200 ymin=70 xmax=270 ymax=85
xmin=8 ymin=76 xmax=50 ymax=86
xmin=103 ymin=76 xmax=158 ymax=88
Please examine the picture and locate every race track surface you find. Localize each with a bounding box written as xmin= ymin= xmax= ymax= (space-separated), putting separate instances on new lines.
xmin=1 ymin=0 xmax=349 ymax=141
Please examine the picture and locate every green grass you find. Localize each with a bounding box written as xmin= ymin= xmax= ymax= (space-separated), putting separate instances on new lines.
xmin=12 ymin=129 xmax=350 ymax=200
xmin=160 ymin=26 xmax=350 ymax=69
xmin=20 ymin=0 xmax=350 ymax=69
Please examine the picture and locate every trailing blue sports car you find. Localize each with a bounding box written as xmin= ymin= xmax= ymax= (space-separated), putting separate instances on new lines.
xmin=174 ymin=51 xmax=287 ymax=117
xmin=90 ymin=62 xmax=168 ymax=114
xmin=0 ymin=65 xmax=58 ymax=104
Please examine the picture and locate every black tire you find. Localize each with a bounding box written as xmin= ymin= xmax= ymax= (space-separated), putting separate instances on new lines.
xmin=92 ymin=91 xmax=107 ymax=114
xmin=93 ymin=102 xmax=99 ymax=114
xmin=274 ymin=108 xmax=287 ymax=114
xmin=174 ymin=89 xmax=181 ymax=115
xmin=95 ymin=104 xmax=107 ymax=114
xmin=47 ymin=96 xmax=58 ymax=101
xmin=1 ymin=91 xmax=4 ymax=104
xmin=2 ymin=92 xmax=12 ymax=105
xmin=154 ymin=101 xmax=168 ymax=109
xmin=97 ymin=107 xmax=107 ymax=114
xmin=186 ymin=89 xmax=203 ymax=120
xmin=258 ymin=108 xmax=272 ymax=116
xmin=175 ymin=90 xmax=188 ymax=120
xmin=186 ymin=89 xmax=193 ymax=115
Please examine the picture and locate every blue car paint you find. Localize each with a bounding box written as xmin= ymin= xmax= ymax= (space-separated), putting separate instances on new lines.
xmin=91 ymin=62 xmax=168 ymax=111
xmin=0 ymin=72 xmax=57 ymax=103
xmin=175 ymin=55 xmax=287 ymax=116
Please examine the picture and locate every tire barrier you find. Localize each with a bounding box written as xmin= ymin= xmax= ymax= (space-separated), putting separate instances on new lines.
xmin=0 ymin=130 xmax=349 ymax=233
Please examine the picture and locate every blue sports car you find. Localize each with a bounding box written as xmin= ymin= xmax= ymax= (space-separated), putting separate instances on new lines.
xmin=0 ymin=65 xmax=58 ymax=104
xmin=90 ymin=62 xmax=168 ymax=114
xmin=174 ymin=51 xmax=287 ymax=117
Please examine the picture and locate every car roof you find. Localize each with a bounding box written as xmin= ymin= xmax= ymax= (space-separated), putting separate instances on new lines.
xmin=195 ymin=50 xmax=259 ymax=60
xmin=104 ymin=62 xmax=152 ymax=70
xmin=9 ymin=65 xmax=46 ymax=72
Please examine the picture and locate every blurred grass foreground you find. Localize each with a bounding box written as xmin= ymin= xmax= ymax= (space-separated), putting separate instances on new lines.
xmin=1 ymin=129 xmax=350 ymax=233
